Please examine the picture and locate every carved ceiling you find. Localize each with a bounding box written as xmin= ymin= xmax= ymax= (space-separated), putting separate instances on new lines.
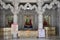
xmin=0 ymin=0 xmax=60 ymax=14
xmin=2 ymin=0 xmax=37 ymax=3
xmin=2 ymin=0 xmax=60 ymax=2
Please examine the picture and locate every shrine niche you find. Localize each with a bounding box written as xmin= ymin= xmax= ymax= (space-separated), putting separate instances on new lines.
xmin=5 ymin=9 xmax=13 ymax=27
xmin=24 ymin=15 xmax=33 ymax=28
xmin=5 ymin=15 xmax=13 ymax=27
xmin=43 ymin=15 xmax=50 ymax=27
xmin=18 ymin=10 xmax=38 ymax=30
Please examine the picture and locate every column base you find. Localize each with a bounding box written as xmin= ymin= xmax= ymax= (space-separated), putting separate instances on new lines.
xmin=38 ymin=28 xmax=45 ymax=38
xmin=12 ymin=33 xmax=18 ymax=38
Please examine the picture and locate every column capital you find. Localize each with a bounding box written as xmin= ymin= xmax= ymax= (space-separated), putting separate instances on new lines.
xmin=37 ymin=0 xmax=44 ymax=6
xmin=37 ymin=9 xmax=44 ymax=15
xmin=11 ymin=9 xmax=19 ymax=15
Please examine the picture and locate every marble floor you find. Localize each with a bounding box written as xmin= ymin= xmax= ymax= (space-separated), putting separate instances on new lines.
xmin=0 ymin=36 xmax=60 ymax=40
xmin=2 ymin=38 xmax=60 ymax=40
xmin=0 ymin=28 xmax=60 ymax=40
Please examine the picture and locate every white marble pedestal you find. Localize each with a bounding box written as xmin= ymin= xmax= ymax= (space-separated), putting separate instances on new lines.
xmin=38 ymin=29 xmax=45 ymax=37
xmin=11 ymin=23 xmax=18 ymax=38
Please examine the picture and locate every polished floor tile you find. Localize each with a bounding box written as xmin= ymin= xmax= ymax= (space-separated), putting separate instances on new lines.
xmin=2 ymin=36 xmax=60 ymax=40
xmin=0 ymin=36 xmax=60 ymax=40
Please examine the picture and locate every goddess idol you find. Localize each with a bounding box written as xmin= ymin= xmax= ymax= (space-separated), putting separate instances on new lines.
xmin=24 ymin=16 xmax=32 ymax=28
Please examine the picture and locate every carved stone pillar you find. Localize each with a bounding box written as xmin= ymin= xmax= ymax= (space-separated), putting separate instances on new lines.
xmin=38 ymin=14 xmax=43 ymax=29
xmin=38 ymin=12 xmax=45 ymax=37
xmin=37 ymin=0 xmax=45 ymax=37
xmin=13 ymin=14 xmax=18 ymax=24
xmin=57 ymin=8 xmax=60 ymax=36
xmin=11 ymin=13 xmax=18 ymax=38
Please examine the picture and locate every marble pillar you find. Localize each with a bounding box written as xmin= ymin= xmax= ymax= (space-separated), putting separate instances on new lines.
xmin=38 ymin=13 xmax=45 ymax=37
xmin=11 ymin=13 xmax=18 ymax=38
xmin=57 ymin=8 xmax=60 ymax=36
xmin=38 ymin=14 xmax=43 ymax=29
xmin=13 ymin=14 xmax=18 ymax=24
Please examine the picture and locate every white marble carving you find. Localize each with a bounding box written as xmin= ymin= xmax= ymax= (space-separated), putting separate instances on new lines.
xmin=19 ymin=3 xmax=37 ymax=10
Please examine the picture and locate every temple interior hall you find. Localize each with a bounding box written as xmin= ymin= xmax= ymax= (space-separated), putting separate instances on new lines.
xmin=0 ymin=0 xmax=60 ymax=39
